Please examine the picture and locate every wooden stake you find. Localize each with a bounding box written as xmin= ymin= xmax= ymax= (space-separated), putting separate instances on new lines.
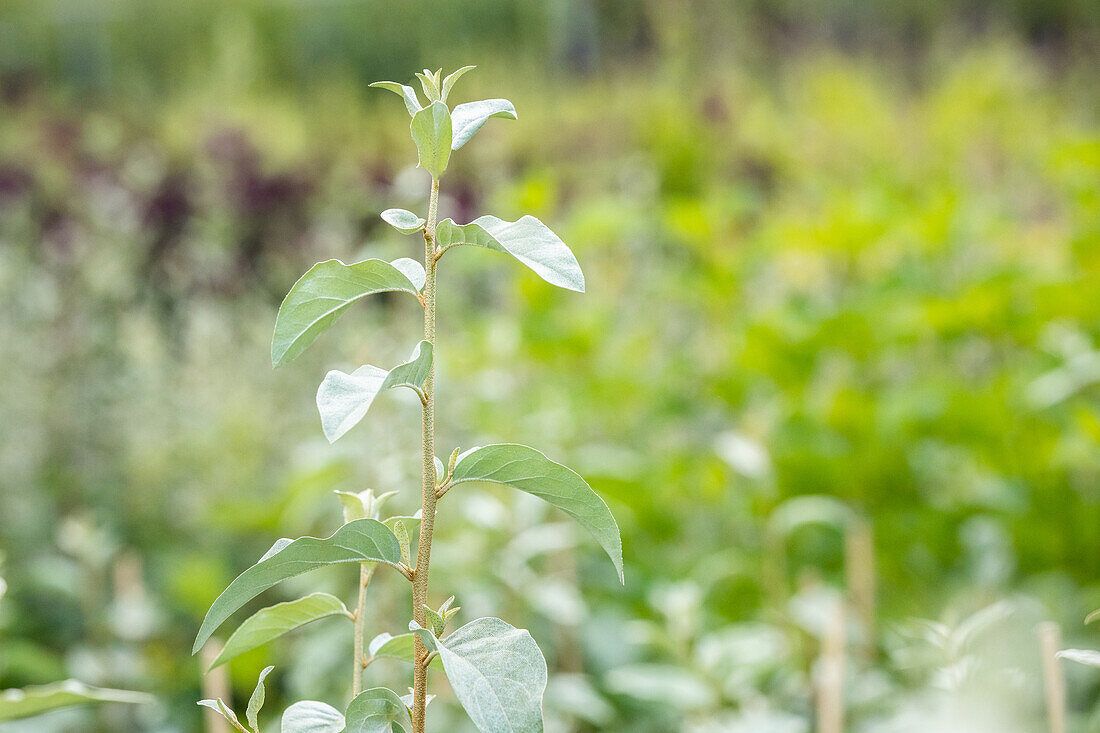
xmin=816 ymin=599 xmax=846 ymax=733
xmin=1039 ymin=622 xmax=1066 ymax=733
xmin=200 ymin=640 xmax=231 ymax=733
xmin=844 ymin=517 xmax=876 ymax=660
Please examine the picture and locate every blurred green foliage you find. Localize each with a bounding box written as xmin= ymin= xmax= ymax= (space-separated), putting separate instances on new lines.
xmin=0 ymin=1 xmax=1098 ymax=731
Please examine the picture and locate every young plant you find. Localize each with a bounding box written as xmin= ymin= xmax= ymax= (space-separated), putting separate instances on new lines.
xmin=191 ymin=67 xmax=623 ymax=733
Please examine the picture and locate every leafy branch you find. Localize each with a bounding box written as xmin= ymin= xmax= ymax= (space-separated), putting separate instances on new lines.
xmin=192 ymin=66 xmax=623 ymax=733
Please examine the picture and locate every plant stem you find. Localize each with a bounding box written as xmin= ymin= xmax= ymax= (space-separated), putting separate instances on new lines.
xmin=411 ymin=177 xmax=440 ymax=733
xmin=351 ymin=562 xmax=375 ymax=697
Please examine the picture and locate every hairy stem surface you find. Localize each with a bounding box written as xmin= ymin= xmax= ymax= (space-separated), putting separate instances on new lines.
xmin=411 ymin=177 xmax=440 ymax=732
xmin=351 ymin=562 xmax=374 ymax=696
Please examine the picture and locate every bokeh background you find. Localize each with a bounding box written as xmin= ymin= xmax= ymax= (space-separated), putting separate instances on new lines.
xmin=1 ymin=1 xmax=1098 ymax=731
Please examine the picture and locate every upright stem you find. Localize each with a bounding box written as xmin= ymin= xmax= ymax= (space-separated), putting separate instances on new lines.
xmin=351 ymin=563 xmax=374 ymax=696
xmin=411 ymin=177 xmax=440 ymax=732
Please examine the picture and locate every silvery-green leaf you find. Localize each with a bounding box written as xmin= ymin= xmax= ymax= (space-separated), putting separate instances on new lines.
xmin=366 ymin=632 xmax=441 ymax=668
xmin=272 ymin=259 xmax=421 ymax=367
xmin=410 ymin=617 xmax=547 ymax=733
xmin=369 ymin=631 xmax=415 ymax=660
xmin=316 ymin=341 xmax=432 ymax=443
xmin=281 ymin=700 xmax=345 ymax=733
xmin=389 ymin=258 xmax=426 ymax=291
xmin=382 ymin=513 xmax=421 ymax=535
xmin=393 ymin=521 xmax=410 ymax=565
xmin=450 ymin=99 xmax=517 ymax=150
xmin=335 ymin=491 xmax=368 ymax=522
xmin=381 ymin=209 xmax=426 ymax=235
xmin=410 ymin=101 xmax=451 ymax=178
xmin=1058 ymin=649 xmax=1100 ymax=668
xmin=193 ymin=519 xmax=403 ymax=653
xmin=415 ymin=71 xmax=440 ymax=102
xmin=424 ymin=605 xmax=446 ymax=636
xmin=210 ymin=594 xmax=351 ymax=669
xmin=441 ymin=65 xmax=476 ymax=102
xmin=198 ymin=699 xmax=248 ymax=732
xmin=437 ymin=216 xmax=584 ymax=292
xmin=434 ymin=456 xmax=446 ymax=479
xmin=246 ymin=666 xmax=274 ymax=732
xmin=344 ymin=687 xmax=414 ymax=733
xmin=0 ymin=681 xmax=151 ymax=722
xmin=451 ymin=444 xmax=622 ymax=582
xmin=369 ymin=82 xmax=422 ymax=115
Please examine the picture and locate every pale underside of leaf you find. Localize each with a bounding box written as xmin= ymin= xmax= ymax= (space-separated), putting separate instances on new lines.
xmin=389 ymin=257 xmax=426 ymax=291
xmin=193 ymin=519 xmax=402 ymax=653
xmin=441 ymin=65 xmax=476 ymax=101
xmin=451 ymin=444 xmax=623 ymax=583
xmin=271 ymin=259 xmax=421 ymax=367
xmin=344 ymin=687 xmax=414 ymax=733
xmin=411 ymin=617 xmax=547 ymax=733
xmin=368 ymin=81 xmax=422 ymax=115
xmin=450 ymin=98 xmax=517 ymax=150
xmin=381 ymin=209 xmax=426 ymax=235
xmin=210 ymin=594 xmax=350 ymax=669
xmin=316 ymin=340 xmax=433 ymax=442
xmin=437 ymin=216 xmax=584 ymax=292
xmin=246 ymin=666 xmax=275 ymax=732
xmin=0 ymin=681 xmax=151 ymax=722
xmin=280 ymin=700 xmax=345 ymax=733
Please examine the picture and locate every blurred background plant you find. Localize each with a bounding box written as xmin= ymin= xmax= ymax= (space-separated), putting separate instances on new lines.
xmin=0 ymin=0 xmax=1097 ymax=730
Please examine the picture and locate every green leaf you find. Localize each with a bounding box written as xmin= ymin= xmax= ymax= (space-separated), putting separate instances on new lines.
xmin=381 ymin=209 xmax=426 ymax=235
xmin=210 ymin=594 xmax=351 ymax=669
xmin=344 ymin=688 xmax=414 ymax=733
xmin=440 ymin=65 xmax=476 ymax=102
xmin=316 ymin=341 xmax=432 ymax=443
xmin=0 ymin=681 xmax=151 ymax=722
xmin=336 ymin=490 xmax=399 ymax=523
xmin=393 ymin=521 xmax=410 ymax=565
xmin=369 ymin=631 xmax=416 ymax=661
xmin=193 ymin=519 xmax=403 ymax=653
xmin=411 ymin=617 xmax=547 ymax=733
xmin=437 ymin=216 xmax=584 ymax=292
xmin=368 ymin=82 xmax=422 ymax=115
xmin=246 ymin=666 xmax=274 ymax=732
xmin=410 ymin=101 xmax=452 ymax=178
xmin=335 ymin=491 xmax=368 ymax=522
xmin=415 ymin=71 xmax=440 ymax=102
xmin=424 ymin=605 xmax=446 ymax=637
xmin=1086 ymin=608 xmax=1100 ymax=625
xmin=198 ymin=699 xmax=248 ymax=732
xmin=389 ymin=258 xmax=426 ymax=291
xmin=281 ymin=700 xmax=345 ymax=733
xmin=382 ymin=513 xmax=421 ymax=535
xmin=450 ymin=99 xmax=517 ymax=150
xmin=366 ymin=632 xmax=441 ymax=668
xmin=451 ymin=444 xmax=622 ymax=582
xmin=1058 ymin=649 xmax=1100 ymax=668
xmin=272 ymin=259 xmax=421 ymax=367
